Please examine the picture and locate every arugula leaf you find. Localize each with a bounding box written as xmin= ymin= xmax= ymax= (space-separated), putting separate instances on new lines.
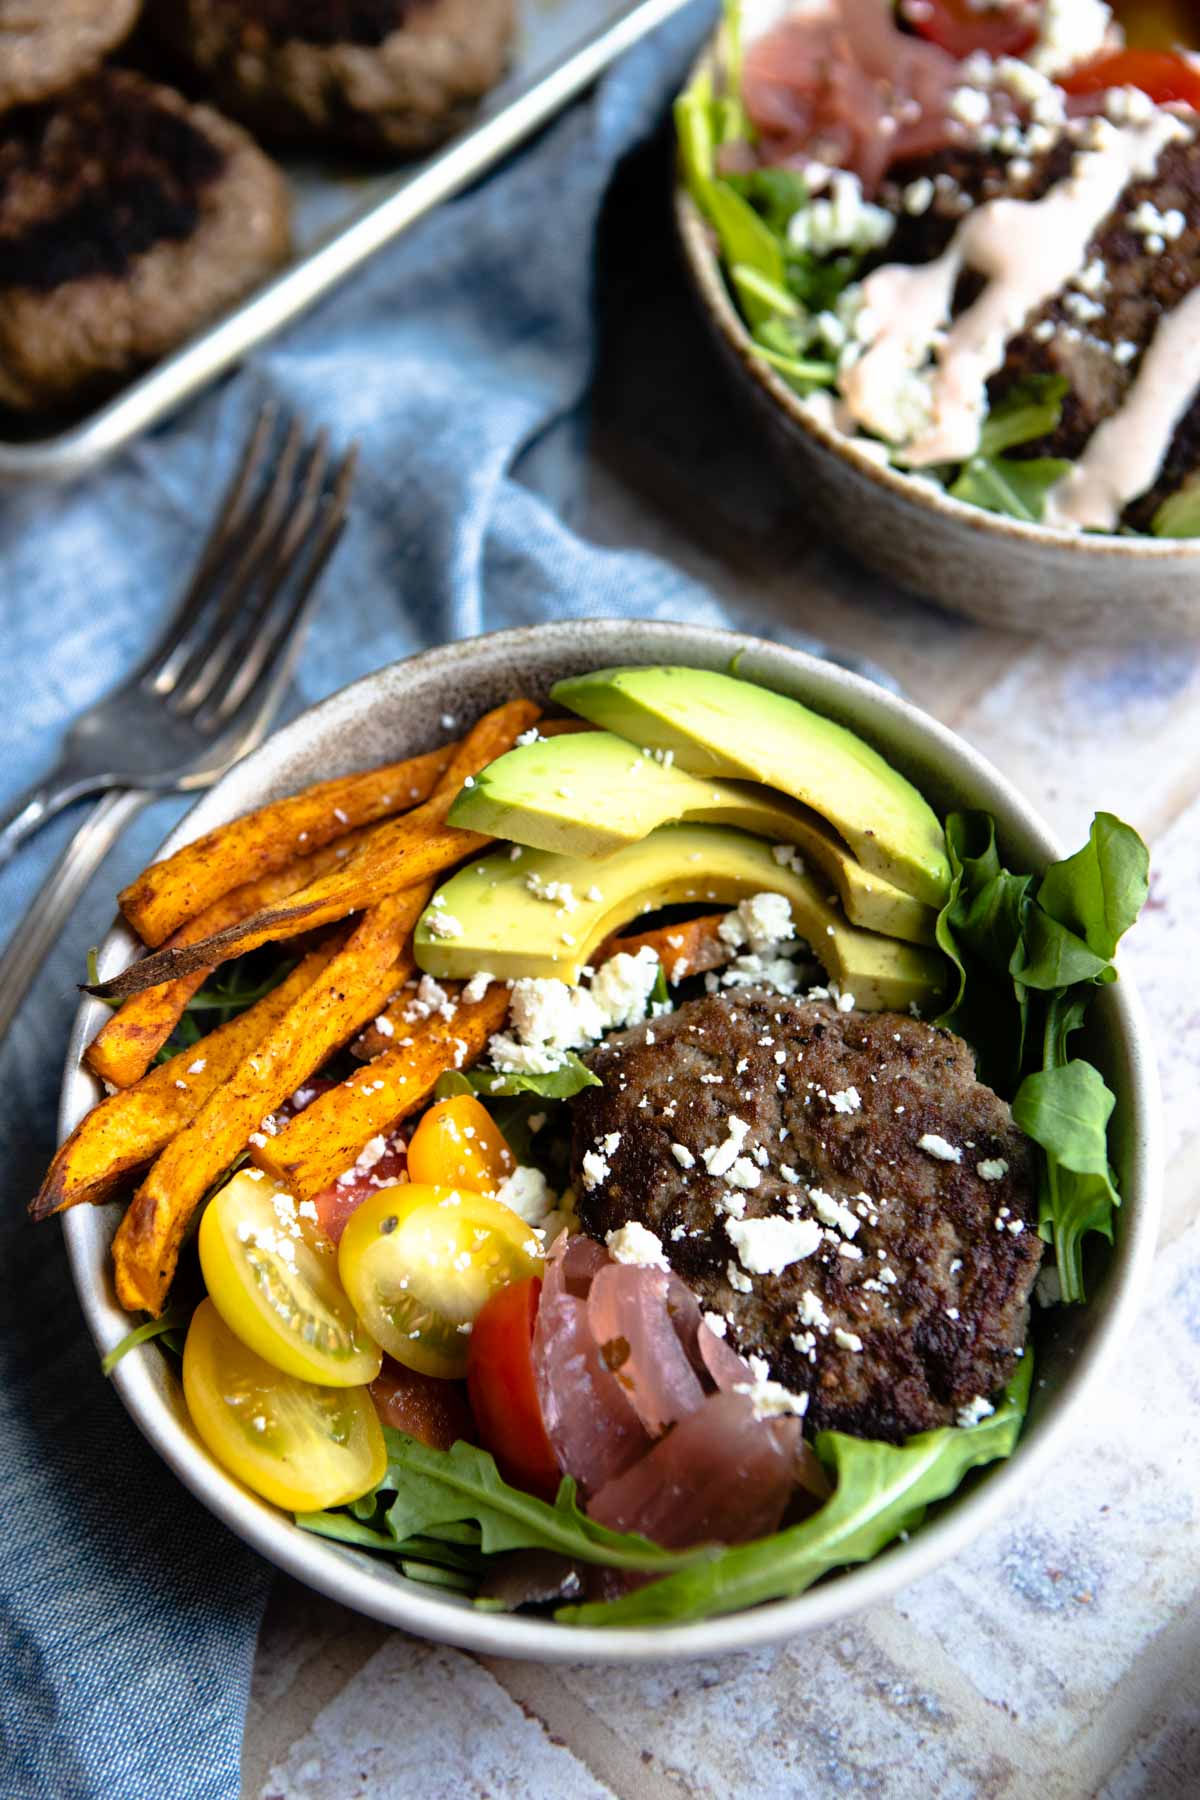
xmin=715 ymin=0 xmax=751 ymax=146
xmin=748 ymin=342 xmax=839 ymax=390
xmin=369 ymin=1433 xmax=710 ymax=1575
xmin=1012 ymin=1061 xmax=1120 ymax=1305
xmin=726 ymin=168 xmax=810 ymax=236
xmin=1037 ymin=813 xmax=1149 ymax=962
xmin=557 ymin=1360 xmax=1032 ymax=1628
xmin=1151 ymin=480 xmax=1200 ymax=538
xmin=949 ymin=455 xmax=1072 ymax=524
xmin=100 ymin=1307 xmax=192 ymax=1376
xmin=978 ymin=376 xmax=1068 ymax=457
xmin=935 ymin=813 xmax=1031 ymax=1082
xmin=435 ymin=1051 xmax=599 ymax=1102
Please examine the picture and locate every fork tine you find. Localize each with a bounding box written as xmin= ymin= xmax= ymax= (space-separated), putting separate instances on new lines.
xmin=138 ymin=403 xmax=278 ymax=693
xmin=165 ymin=413 xmax=308 ymax=713
xmin=200 ymin=448 xmax=358 ymax=741
xmin=187 ymin=430 xmax=332 ymax=726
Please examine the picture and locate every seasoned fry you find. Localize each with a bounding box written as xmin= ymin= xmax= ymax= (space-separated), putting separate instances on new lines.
xmin=595 ymin=912 xmax=730 ymax=981
xmin=110 ymin=886 xmax=432 ymax=1314
xmin=254 ymin=985 xmax=511 ymax=1201
xmin=537 ymin=719 xmax=593 ymax=736
xmin=30 ymin=946 xmax=343 ymax=1221
xmin=120 ymin=745 xmax=452 ymax=947
xmin=88 ymin=700 xmax=541 ymax=1005
xmin=86 ymin=828 xmax=373 ymax=1088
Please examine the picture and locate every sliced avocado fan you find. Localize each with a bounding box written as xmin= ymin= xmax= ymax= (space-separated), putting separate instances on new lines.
xmin=449 ymin=728 xmax=937 ymax=946
xmin=550 ymin=666 xmax=951 ymax=910
xmin=415 ymin=824 xmax=948 ymax=1014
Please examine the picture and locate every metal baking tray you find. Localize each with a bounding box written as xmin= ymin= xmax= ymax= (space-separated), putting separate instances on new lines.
xmin=0 ymin=0 xmax=692 ymax=485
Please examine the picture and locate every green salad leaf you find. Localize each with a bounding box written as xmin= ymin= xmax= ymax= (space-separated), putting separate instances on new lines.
xmin=1151 ymin=480 xmax=1200 ymax=538
xmin=557 ymin=1359 xmax=1032 ymax=1628
xmin=435 ymin=1052 xmax=600 ymax=1103
xmin=1012 ymin=1062 xmax=1120 ymax=1303
xmin=341 ymin=1432 xmax=711 ymax=1577
xmin=936 ymin=811 xmax=1148 ymax=1302
xmin=100 ymin=1307 xmax=192 ymax=1376
xmin=941 ymin=378 xmax=1069 ymax=522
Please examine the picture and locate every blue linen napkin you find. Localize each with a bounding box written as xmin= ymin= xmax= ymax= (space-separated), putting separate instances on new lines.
xmin=0 ymin=6 xmax=859 ymax=1794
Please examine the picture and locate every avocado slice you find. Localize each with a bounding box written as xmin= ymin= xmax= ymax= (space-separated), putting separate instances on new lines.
xmin=449 ymin=729 xmax=936 ymax=946
xmin=550 ymin=667 xmax=950 ymax=909
xmin=415 ymin=823 xmax=947 ymax=1013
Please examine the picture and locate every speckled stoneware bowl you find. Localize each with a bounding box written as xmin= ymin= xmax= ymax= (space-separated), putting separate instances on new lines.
xmin=675 ymin=101 xmax=1200 ymax=639
xmin=60 ymin=621 xmax=1161 ymax=1661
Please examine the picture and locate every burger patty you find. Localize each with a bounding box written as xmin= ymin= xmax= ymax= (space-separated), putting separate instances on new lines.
xmin=146 ymin=0 xmax=515 ymax=155
xmin=877 ymin=134 xmax=1200 ymax=526
xmin=0 ymin=69 xmax=290 ymax=412
xmin=0 ymin=0 xmax=141 ymax=115
xmin=571 ymin=991 xmax=1042 ymax=1443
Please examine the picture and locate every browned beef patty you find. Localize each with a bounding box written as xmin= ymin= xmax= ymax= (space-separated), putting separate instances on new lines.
xmin=878 ymin=131 xmax=1200 ymax=525
xmin=0 ymin=0 xmax=141 ymax=115
xmin=146 ymin=0 xmax=515 ymax=155
xmin=0 ymin=69 xmax=290 ymax=412
xmin=571 ymin=991 xmax=1042 ymax=1443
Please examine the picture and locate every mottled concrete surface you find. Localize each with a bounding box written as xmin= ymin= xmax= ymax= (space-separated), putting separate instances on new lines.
xmin=239 ymin=252 xmax=1200 ymax=1800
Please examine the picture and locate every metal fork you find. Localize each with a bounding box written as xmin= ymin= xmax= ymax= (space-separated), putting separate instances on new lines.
xmin=0 ymin=405 xmax=357 ymax=1041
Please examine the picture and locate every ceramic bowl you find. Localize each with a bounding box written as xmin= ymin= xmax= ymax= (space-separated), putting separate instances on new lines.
xmin=674 ymin=122 xmax=1200 ymax=639
xmin=59 ymin=620 xmax=1161 ymax=1661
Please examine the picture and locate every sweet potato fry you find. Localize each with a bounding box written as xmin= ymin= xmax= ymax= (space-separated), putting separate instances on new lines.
xmin=594 ymin=913 xmax=730 ymax=981
xmin=86 ymin=828 xmax=373 ymax=1088
xmin=253 ymin=985 xmax=511 ymax=1201
xmin=120 ymin=745 xmax=452 ymax=947
xmin=89 ymin=700 xmax=541 ymax=1006
xmin=111 ymin=886 xmax=432 ymax=1314
xmin=30 ymin=945 xmax=343 ymax=1222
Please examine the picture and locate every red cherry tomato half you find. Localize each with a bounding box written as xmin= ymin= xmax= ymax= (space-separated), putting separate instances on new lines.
xmin=900 ymin=0 xmax=1038 ymax=60
xmin=1061 ymin=48 xmax=1200 ymax=108
xmin=466 ymin=1276 xmax=560 ymax=1501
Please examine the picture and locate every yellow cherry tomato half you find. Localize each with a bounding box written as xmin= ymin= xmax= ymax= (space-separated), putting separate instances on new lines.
xmin=405 ymin=1095 xmax=516 ymax=1195
xmin=182 ymin=1299 xmax=386 ymax=1511
xmin=199 ymin=1169 xmax=382 ymax=1386
xmin=337 ymin=1182 xmax=543 ymax=1379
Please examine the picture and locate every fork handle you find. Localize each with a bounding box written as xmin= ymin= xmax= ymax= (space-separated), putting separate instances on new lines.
xmin=0 ymin=790 xmax=151 ymax=1044
xmin=0 ymin=769 xmax=107 ymax=870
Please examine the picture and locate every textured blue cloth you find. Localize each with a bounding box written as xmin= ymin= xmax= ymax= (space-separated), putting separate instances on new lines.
xmin=0 ymin=6 xmax=852 ymax=1795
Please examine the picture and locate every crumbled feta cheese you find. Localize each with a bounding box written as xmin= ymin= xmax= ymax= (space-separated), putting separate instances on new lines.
xmin=671 ymin=1142 xmax=695 ymax=1170
xmin=734 ymin=1354 xmax=809 ymax=1420
xmin=903 ymin=176 xmax=935 ymax=216
xmin=726 ymin=1214 xmax=822 ymax=1275
xmin=494 ymin=1164 xmax=555 ymax=1227
xmin=425 ymin=909 xmax=463 ymax=941
xmin=1028 ymin=0 xmax=1115 ymax=78
xmin=581 ymin=1150 xmax=610 ymax=1191
xmin=727 ymin=1260 xmax=754 ymax=1294
xmin=828 ymin=1086 xmax=862 ymax=1115
xmin=462 ymin=970 xmax=495 ymax=1005
xmin=833 ymin=1328 xmax=864 ymax=1353
xmin=725 ymin=1156 xmax=762 ymax=1190
xmin=956 ymin=1395 xmax=996 ymax=1429
xmin=798 ymin=1289 xmax=831 ymax=1331
xmin=701 ymin=1116 xmax=751 ymax=1179
xmin=810 ymin=1189 xmax=861 ymax=1239
xmin=976 ymin=1157 xmax=1009 ymax=1181
xmin=589 ymin=946 xmax=662 ymax=1031
xmin=373 ymin=1013 xmax=395 ymax=1039
xmin=702 ymin=1311 xmax=729 ymax=1340
xmin=788 ymin=169 xmax=895 ymax=257
xmin=607 ymin=1221 xmax=669 ymax=1269
xmin=919 ymin=1133 xmax=963 ymax=1163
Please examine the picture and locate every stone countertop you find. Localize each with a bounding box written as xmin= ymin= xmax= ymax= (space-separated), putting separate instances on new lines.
xmin=239 ymin=171 xmax=1200 ymax=1800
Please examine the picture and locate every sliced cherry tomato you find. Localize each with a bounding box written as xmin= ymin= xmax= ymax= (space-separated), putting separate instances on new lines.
xmin=467 ymin=1276 xmax=560 ymax=1499
xmin=901 ymin=0 xmax=1038 ymax=60
xmin=183 ymin=1299 xmax=386 ymax=1511
xmin=337 ymin=1183 xmax=543 ymax=1380
xmin=1061 ymin=47 xmax=1200 ymax=107
xmin=406 ymin=1095 xmax=515 ymax=1196
xmin=199 ymin=1169 xmax=381 ymax=1387
xmin=309 ymin=1128 xmax=409 ymax=1246
xmin=369 ymin=1356 xmax=475 ymax=1451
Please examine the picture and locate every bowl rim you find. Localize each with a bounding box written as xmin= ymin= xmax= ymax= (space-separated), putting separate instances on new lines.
xmin=58 ymin=619 xmax=1163 ymax=1662
xmin=672 ymin=54 xmax=1200 ymax=566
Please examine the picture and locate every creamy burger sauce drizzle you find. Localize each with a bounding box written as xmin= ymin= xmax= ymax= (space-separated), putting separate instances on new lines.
xmin=1043 ymin=283 xmax=1200 ymax=529
xmin=841 ymin=110 xmax=1189 ymax=469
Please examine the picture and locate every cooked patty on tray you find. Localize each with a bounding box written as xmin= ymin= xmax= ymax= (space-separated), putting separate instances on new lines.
xmin=146 ymin=0 xmax=515 ymax=155
xmin=0 ymin=0 xmax=142 ymax=116
xmin=0 ymin=69 xmax=290 ymax=413
xmin=571 ymin=991 xmax=1043 ymax=1443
